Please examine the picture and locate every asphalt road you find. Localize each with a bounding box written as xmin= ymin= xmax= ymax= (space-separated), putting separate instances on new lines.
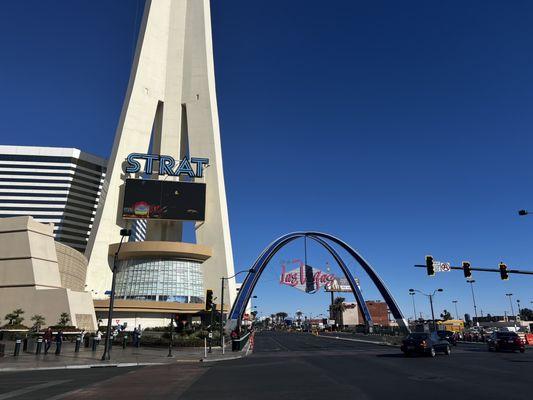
xmin=0 ymin=331 xmax=531 ymax=399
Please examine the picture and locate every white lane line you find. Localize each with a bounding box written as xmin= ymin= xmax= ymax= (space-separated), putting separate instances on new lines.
xmin=0 ymin=380 xmax=71 ymax=400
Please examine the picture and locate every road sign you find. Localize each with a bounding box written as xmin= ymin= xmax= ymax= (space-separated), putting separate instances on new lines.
xmin=434 ymin=261 xmax=451 ymax=272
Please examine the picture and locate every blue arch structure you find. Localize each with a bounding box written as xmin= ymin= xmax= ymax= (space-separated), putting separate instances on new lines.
xmin=226 ymin=232 xmax=410 ymax=334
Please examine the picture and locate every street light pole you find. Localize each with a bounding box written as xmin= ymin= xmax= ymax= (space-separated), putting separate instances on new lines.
xmin=409 ymin=292 xmax=417 ymax=322
xmin=452 ymin=300 xmax=459 ymax=320
xmin=409 ymin=288 xmax=443 ymax=331
xmin=506 ymin=293 xmax=515 ymax=319
xmin=429 ymin=294 xmax=436 ymax=329
xmin=467 ymin=279 xmax=479 ymax=325
xmin=101 ymin=228 xmax=131 ymax=361
xmin=219 ymin=269 xmax=255 ymax=347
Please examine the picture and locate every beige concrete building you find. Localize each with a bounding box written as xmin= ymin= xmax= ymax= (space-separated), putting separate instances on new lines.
xmin=0 ymin=216 xmax=97 ymax=331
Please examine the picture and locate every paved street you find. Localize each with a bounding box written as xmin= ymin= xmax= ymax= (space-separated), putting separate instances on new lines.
xmin=0 ymin=331 xmax=531 ymax=399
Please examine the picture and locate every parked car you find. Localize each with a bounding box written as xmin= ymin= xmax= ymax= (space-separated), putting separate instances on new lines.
xmin=401 ymin=332 xmax=452 ymax=357
xmin=487 ymin=331 xmax=525 ymax=353
xmin=436 ymin=330 xmax=457 ymax=346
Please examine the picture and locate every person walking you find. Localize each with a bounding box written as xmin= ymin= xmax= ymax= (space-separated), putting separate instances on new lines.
xmin=43 ymin=327 xmax=53 ymax=354
xmin=132 ymin=328 xmax=139 ymax=347
xmin=96 ymin=330 xmax=102 ymax=347
xmin=55 ymin=330 xmax=64 ymax=355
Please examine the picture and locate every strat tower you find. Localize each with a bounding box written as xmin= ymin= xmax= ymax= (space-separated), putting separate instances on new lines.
xmin=86 ymin=0 xmax=236 ymax=326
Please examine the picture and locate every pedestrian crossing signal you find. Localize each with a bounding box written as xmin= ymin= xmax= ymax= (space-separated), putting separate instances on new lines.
xmin=499 ymin=263 xmax=509 ymax=280
xmin=205 ymin=289 xmax=214 ymax=310
xmin=426 ymin=255 xmax=435 ymax=276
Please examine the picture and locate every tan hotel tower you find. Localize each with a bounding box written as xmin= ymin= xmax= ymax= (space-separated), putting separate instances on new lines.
xmin=85 ymin=0 xmax=236 ymax=326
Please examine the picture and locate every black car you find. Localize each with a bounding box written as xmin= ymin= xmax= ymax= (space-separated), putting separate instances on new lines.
xmin=436 ymin=330 xmax=457 ymax=346
xmin=401 ymin=332 xmax=452 ymax=357
xmin=486 ymin=331 xmax=525 ymax=353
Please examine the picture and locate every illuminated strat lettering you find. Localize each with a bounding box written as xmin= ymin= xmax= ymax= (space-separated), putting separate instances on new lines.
xmin=125 ymin=153 xmax=209 ymax=178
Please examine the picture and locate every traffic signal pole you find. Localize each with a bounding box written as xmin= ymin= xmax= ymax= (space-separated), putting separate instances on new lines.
xmin=414 ymin=264 xmax=533 ymax=276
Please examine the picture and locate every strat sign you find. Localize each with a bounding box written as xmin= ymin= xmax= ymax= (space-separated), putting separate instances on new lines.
xmin=279 ymin=260 xmax=336 ymax=293
xmin=125 ymin=153 xmax=209 ymax=178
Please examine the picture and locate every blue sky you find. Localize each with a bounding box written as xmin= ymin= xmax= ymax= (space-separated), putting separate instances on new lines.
xmin=1 ymin=0 xmax=533 ymax=321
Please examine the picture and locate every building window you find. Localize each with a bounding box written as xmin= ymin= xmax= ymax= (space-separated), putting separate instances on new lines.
xmin=115 ymin=258 xmax=204 ymax=303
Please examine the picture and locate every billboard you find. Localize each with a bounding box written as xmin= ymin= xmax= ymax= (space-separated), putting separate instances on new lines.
xmin=325 ymin=277 xmax=357 ymax=293
xmin=279 ymin=260 xmax=336 ymax=293
xmin=122 ymin=178 xmax=206 ymax=221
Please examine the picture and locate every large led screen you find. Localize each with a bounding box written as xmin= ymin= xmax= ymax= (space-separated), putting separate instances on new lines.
xmin=122 ymin=179 xmax=206 ymax=221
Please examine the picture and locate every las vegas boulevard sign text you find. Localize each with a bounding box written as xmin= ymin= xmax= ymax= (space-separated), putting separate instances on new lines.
xmin=125 ymin=153 xmax=209 ymax=178
xmin=279 ymin=260 xmax=336 ymax=292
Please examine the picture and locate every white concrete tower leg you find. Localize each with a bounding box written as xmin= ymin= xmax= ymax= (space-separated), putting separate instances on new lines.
xmin=85 ymin=0 xmax=236 ymax=305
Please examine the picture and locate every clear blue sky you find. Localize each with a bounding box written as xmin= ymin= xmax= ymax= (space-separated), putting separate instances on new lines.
xmin=1 ymin=0 xmax=533 ymax=321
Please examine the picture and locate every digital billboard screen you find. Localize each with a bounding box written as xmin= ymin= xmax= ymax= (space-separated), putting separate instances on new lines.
xmin=122 ymin=179 xmax=206 ymax=221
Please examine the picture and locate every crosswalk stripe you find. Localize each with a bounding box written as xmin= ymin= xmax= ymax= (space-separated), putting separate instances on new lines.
xmin=0 ymin=380 xmax=71 ymax=400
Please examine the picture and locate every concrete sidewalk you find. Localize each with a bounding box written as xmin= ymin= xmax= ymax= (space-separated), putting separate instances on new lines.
xmin=0 ymin=341 xmax=245 ymax=372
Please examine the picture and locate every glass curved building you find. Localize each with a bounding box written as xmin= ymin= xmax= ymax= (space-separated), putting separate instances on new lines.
xmin=115 ymin=258 xmax=204 ymax=303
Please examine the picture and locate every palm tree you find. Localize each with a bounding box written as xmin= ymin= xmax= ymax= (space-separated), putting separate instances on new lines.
xmin=30 ymin=314 xmax=46 ymax=331
xmin=331 ymin=297 xmax=346 ymax=328
xmin=57 ymin=312 xmax=70 ymax=327
xmin=276 ymin=312 xmax=288 ymax=324
xmin=295 ymin=311 xmax=303 ymax=321
xmin=4 ymin=308 xmax=24 ymax=326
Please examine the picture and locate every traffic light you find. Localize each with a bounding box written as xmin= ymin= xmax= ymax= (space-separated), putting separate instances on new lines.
xmin=499 ymin=263 xmax=509 ymax=280
xmin=205 ymin=289 xmax=214 ymax=310
xmin=462 ymin=261 xmax=472 ymax=278
xmin=425 ymin=255 xmax=435 ymax=276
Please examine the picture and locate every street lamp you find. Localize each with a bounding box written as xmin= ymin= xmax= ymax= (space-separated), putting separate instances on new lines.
xmin=467 ymin=279 xmax=479 ymax=325
xmin=219 ymin=269 xmax=255 ymax=346
xmin=452 ymin=300 xmax=459 ymax=320
xmin=409 ymin=291 xmax=417 ymax=322
xmin=506 ymin=293 xmax=515 ymax=321
xmin=101 ymin=228 xmax=131 ymax=361
xmin=409 ymin=288 xmax=443 ymax=331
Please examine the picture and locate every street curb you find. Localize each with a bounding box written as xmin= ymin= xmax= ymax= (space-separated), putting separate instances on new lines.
xmin=317 ymin=334 xmax=399 ymax=347
xmin=0 ymin=361 xmax=167 ymax=373
xmin=199 ymin=355 xmax=243 ymax=363
xmin=199 ymin=339 xmax=252 ymax=363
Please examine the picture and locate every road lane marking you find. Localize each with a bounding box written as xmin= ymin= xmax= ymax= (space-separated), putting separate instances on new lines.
xmin=0 ymin=380 xmax=70 ymax=400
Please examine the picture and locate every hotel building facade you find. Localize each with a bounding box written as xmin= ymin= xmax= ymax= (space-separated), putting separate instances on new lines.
xmin=0 ymin=145 xmax=106 ymax=253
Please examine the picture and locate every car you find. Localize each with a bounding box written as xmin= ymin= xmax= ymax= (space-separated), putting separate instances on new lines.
xmin=401 ymin=332 xmax=452 ymax=357
xmin=487 ymin=331 xmax=525 ymax=353
xmin=436 ymin=330 xmax=457 ymax=346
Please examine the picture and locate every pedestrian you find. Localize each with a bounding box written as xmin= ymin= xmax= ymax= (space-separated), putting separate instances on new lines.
xmin=132 ymin=328 xmax=139 ymax=347
xmin=43 ymin=327 xmax=53 ymax=354
xmin=96 ymin=330 xmax=102 ymax=346
xmin=55 ymin=330 xmax=64 ymax=355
